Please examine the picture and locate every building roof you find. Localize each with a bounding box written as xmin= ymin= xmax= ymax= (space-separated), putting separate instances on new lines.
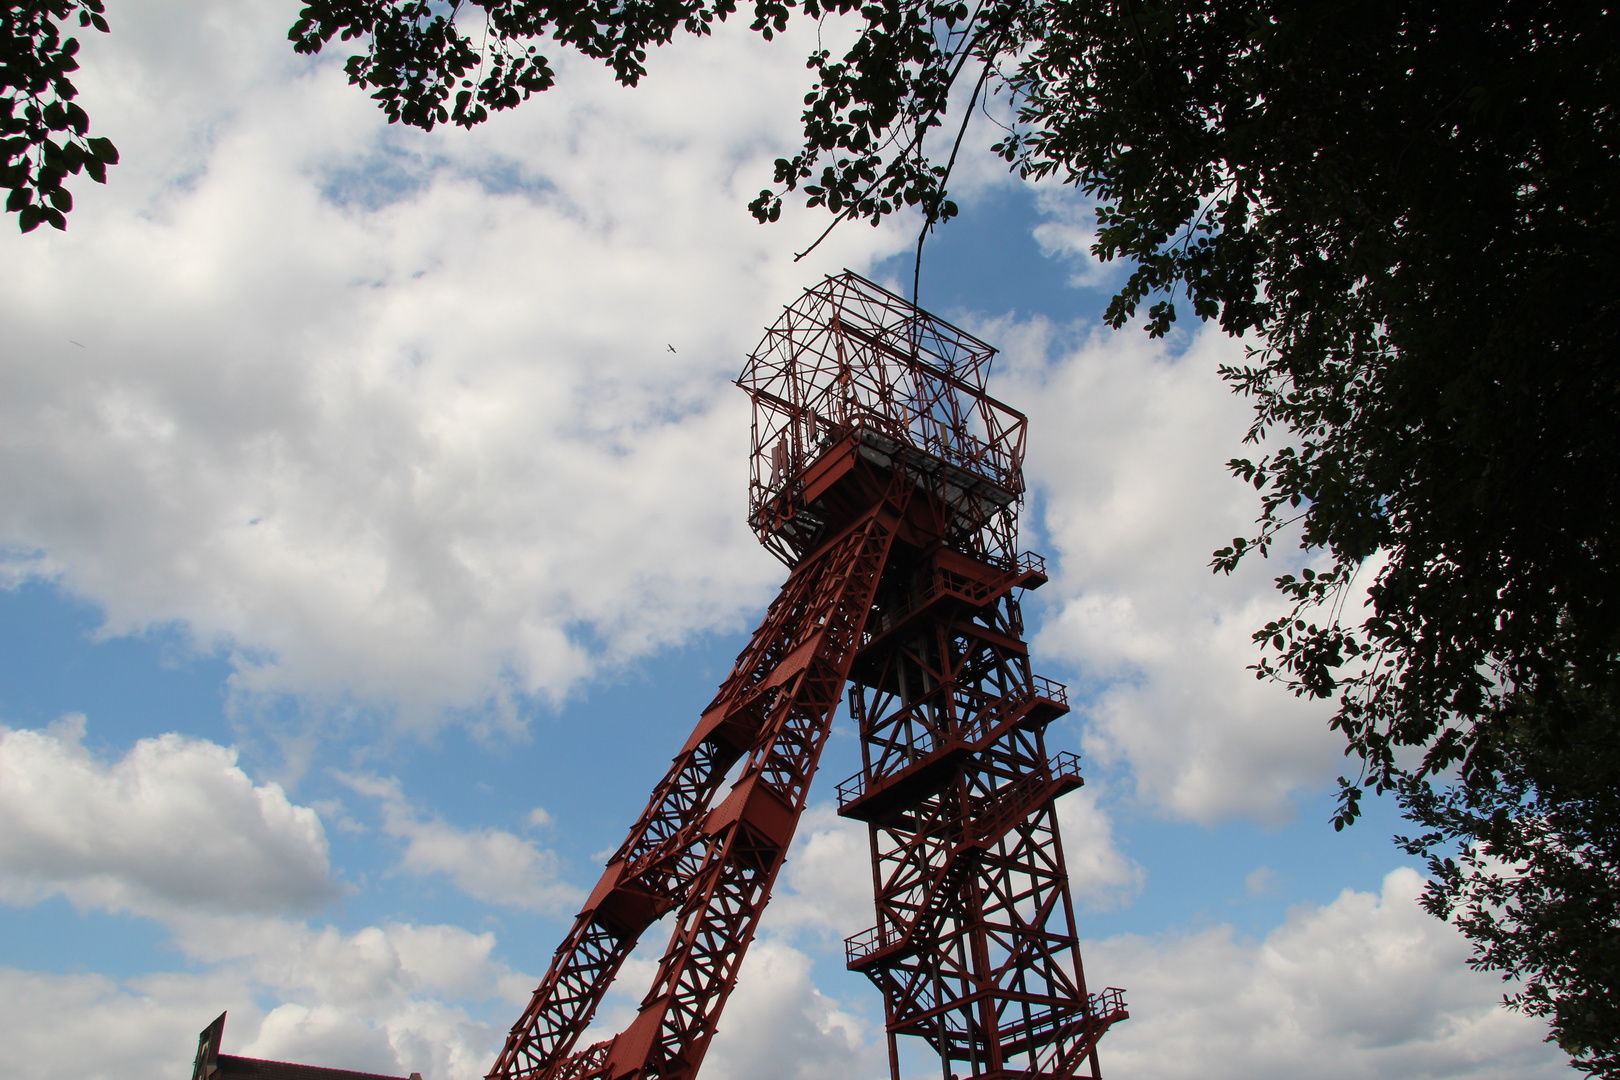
xmin=192 ymin=1012 xmax=421 ymax=1080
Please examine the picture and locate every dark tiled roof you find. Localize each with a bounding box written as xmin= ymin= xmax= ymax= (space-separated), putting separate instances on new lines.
xmin=215 ymin=1053 xmax=418 ymax=1080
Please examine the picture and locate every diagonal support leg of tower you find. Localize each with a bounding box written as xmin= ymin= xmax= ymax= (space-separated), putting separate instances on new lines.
xmin=487 ymin=477 xmax=912 ymax=1080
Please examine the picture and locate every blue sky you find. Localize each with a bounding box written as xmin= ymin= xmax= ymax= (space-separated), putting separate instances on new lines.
xmin=0 ymin=4 xmax=1572 ymax=1079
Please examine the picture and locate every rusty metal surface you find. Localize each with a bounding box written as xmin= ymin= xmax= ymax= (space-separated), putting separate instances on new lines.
xmin=739 ymin=272 xmax=1027 ymax=567
xmin=486 ymin=272 xmax=1124 ymax=1080
xmin=192 ymin=1012 xmax=420 ymax=1080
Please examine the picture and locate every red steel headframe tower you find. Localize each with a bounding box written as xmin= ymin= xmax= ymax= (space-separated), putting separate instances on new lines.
xmin=487 ymin=272 xmax=1126 ymax=1080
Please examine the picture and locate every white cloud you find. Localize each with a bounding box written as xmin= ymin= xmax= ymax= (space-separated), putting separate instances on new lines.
xmin=0 ymin=0 xmax=913 ymax=735
xmin=1055 ymin=785 xmax=1145 ymax=911
xmin=702 ymin=939 xmax=884 ymax=1080
xmin=341 ymin=773 xmax=582 ymax=913
xmin=0 ymin=715 xmax=337 ymax=917
xmin=0 ymin=869 xmax=1565 ymax=1080
xmin=1086 ymin=868 xmax=1566 ymax=1080
xmin=764 ymin=803 xmax=876 ymax=943
xmin=564 ymin=917 xmax=886 ymax=1080
xmin=989 ymin=318 xmax=1343 ymax=824
xmin=553 ymin=806 xmax=889 ymax=1080
xmin=526 ymin=806 xmax=555 ymax=829
xmin=1029 ymin=186 xmax=1118 ymax=290
xmin=0 ymin=915 xmax=536 ymax=1080
xmin=0 ymin=966 xmax=242 ymax=1080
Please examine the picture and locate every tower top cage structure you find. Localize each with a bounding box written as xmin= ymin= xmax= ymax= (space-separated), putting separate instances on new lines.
xmin=740 ymin=272 xmax=1027 ymax=566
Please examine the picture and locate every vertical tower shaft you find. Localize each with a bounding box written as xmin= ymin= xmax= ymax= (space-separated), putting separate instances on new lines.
xmin=840 ymin=567 xmax=1127 ymax=1080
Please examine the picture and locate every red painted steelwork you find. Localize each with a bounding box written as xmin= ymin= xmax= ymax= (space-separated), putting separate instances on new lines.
xmin=739 ymin=272 xmax=1026 ymax=568
xmin=487 ymin=272 xmax=1125 ymax=1080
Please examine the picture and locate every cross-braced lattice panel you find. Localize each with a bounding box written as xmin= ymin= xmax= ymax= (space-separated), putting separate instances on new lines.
xmin=844 ymin=592 xmax=1110 ymax=1080
xmin=738 ymin=272 xmax=1027 ymax=525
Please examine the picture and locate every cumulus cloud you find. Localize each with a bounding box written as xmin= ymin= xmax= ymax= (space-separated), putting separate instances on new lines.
xmin=1029 ymin=187 xmax=1118 ymax=290
xmin=0 ymin=715 xmax=337 ymax=917
xmin=551 ymin=805 xmax=891 ymax=1080
xmin=1087 ymin=868 xmax=1566 ymax=1080
xmin=0 ymin=0 xmax=912 ymax=734
xmin=0 ymin=868 xmax=1565 ymax=1080
xmin=340 ymin=773 xmax=582 ymax=913
xmin=989 ymin=318 xmax=1343 ymax=824
xmin=0 ymin=966 xmax=241 ymax=1080
xmin=0 ymin=915 xmax=535 ymax=1080
xmin=1054 ymin=785 xmax=1145 ymax=911
xmin=567 ymin=913 xmax=885 ymax=1080
xmin=703 ymin=939 xmax=884 ymax=1080
xmin=764 ymin=803 xmax=877 ymax=944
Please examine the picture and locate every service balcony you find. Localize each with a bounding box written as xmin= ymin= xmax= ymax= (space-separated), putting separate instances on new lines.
xmin=835 ymin=677 xmax=1071 ymax=823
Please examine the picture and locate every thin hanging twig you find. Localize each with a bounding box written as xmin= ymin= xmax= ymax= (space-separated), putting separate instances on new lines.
xmin=913 ymin=56 xmax=995 ymax=306
xmin=793 ymin=6 xmax=1000 ymax=264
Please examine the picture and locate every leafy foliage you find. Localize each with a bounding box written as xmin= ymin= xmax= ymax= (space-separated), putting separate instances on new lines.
xmin=2 ymin=0 xmax=118 ymax=232
xmin=289 ymin=0 xmax=1014 ymax=249
xmin=289 ymin=0 xmax=815 ymax=132
xmin=306 ymin=1 xmax=1618 ymax=1069
xmin=746 ymin=0 xmax=1033 ymax=238
xmin=1397 ymin=690 xmax=1620 ymax=1074
xmin=9 ymin=0 xmax=1613 ymax=1066
xmin=997 ymin=2 xmax=1619 ymax=1069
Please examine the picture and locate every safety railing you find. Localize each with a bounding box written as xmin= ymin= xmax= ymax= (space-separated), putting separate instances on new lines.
xmin=844 ymin=751 xmax=1085 ymax=966
xmin=1089 ymin=987 xmax=1129 ymax=1020
xmin=967 ymin=752 xmax=1082 ymax=848
xmin=844 ymin=922 xmax=898 ymax=966
xmin=863 ymin=551 xmax=1046 ymax=645
xmin=835 ymin=677 xmax=1070 ymax=809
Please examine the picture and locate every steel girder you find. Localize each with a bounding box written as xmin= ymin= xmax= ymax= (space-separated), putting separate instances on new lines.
xmin=488 ymin=271 xmax=1125 ymax=1080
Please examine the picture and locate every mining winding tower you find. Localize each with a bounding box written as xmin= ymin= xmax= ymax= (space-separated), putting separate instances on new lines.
xmin=485 ymin=271 xmax=1128 ymax=1080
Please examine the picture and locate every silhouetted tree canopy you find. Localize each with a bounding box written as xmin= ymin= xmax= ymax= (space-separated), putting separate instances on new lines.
xmin=6 ymin=0 xmax=1616 ymax=1072
xmin=2 ymin=0 xmax=118 ymax=231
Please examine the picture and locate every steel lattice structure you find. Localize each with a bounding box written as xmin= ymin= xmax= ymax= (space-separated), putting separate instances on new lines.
xmin=487 ymin=272 xmax=1126 ymax=1080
